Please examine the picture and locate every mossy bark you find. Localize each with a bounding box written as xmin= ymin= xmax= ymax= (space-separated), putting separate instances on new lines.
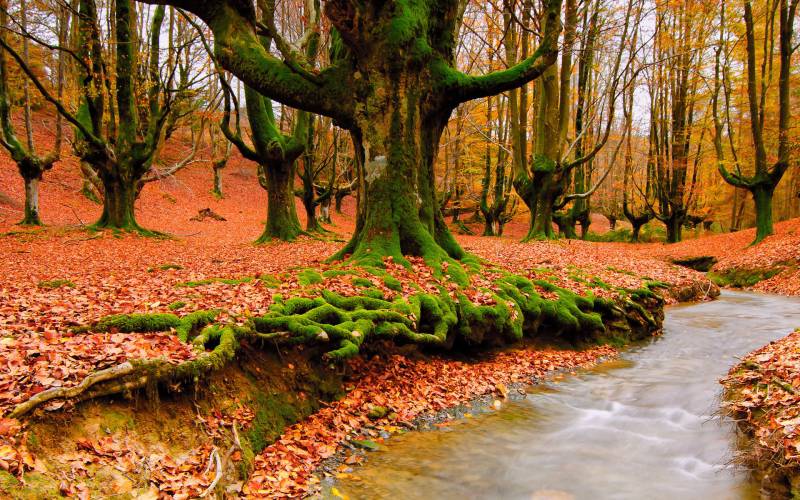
xmin=665 ymin=211 xmax=685 ymax=244
xmin=752 ymin=184 xmax=775 ymax=244
xmin=519 ymin=177 xmax=560 ymax=241
xmin=332 ymin=64 xmax=465 ymax=266
xmin=257 ymin=159 xmax=304 ymax=243
xmin=20 ymin=175 xmax=42 ymax=226
xmin=211 ymin=161 xmax=224 ymax=198
xmin=631 ymin=221 xmax=643 ymax=242
xmin=94 ymin=170 xmax=142 ymax=231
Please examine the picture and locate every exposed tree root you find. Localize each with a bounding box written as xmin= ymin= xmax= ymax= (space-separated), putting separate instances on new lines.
xmin=11 ymin=322 xmax=236 ymax=418
xmin=10 ymin=261 xmax=667 ymax=419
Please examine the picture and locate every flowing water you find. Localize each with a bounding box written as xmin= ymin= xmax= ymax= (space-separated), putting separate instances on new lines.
xmin=329 ymin=291 xmax=800 ymax=499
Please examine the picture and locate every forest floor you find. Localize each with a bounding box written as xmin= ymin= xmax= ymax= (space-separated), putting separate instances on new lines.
xmin=0 ymin=128 xmax=798 ymax=497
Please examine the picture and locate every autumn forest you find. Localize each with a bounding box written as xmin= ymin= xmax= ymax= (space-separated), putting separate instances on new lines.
xmin=0 ymin=0 xmax=799 ymax=498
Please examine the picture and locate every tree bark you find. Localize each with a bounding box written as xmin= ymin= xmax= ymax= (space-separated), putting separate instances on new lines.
xmin=96 ymin=171 xmax=139 ymax=230
xmin=258 ymin=160 xmax=303 ymax=243
xmin=665 ymin=212 xmax=684 ymax=244
xmin=21 ymin=175 xmax=42 ymax=226
xmin=752 ymin=184 xmax=775 ymax=243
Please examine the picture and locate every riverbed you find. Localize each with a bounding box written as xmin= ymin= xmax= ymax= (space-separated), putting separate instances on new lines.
xmin=329 ymin=291 xmax=800 ymax=499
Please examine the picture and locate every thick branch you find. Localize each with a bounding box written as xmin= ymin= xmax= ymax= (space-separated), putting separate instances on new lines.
xmin=142 ymin=0 xmax=354 ymax=126
xmin=446 ymin=0 xmax=562 ymax=105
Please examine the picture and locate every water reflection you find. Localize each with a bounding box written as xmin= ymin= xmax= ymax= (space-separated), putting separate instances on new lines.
xmin=329 ymin=292 xmax=800 ymax=499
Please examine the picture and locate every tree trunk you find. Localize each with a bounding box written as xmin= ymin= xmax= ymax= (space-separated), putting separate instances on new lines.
xmin=482 ymin=210 xmax=495 ymax=237
xmin=553 ymin=211 xmax=577 ymax=239
xmin=257 ymin=160 xmax=303 ymax=243
xmin=319 ymin=198 xmax=331 ymax=224
xmin=752 ymin=184 xmax=775 ymax=244
xmin=211 ymin=162 xmax=224 ymax=198
xmin=522 ymin=175 xmax=559 ymax=241
xmin=665 ymin=213 xmax=684 ymax=243
xmin=334 ymin=78 xmax=464 ymax=266
xmin=20 ymin=175 xmax=42 ymax=226
xmin=95 ymin=171 xmax=139 ymax=230
xmin=631 ymin=222 xmax=642 ymax=242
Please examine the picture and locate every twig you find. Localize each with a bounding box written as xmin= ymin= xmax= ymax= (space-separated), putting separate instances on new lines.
xmin=59 ymin=203 xmax=84 ymax=226
xmin=199 ymin=448 xmax=222 ymax=498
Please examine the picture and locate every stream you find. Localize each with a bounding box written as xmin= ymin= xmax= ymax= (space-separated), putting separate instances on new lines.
xmin=329 ymin=291 xmax=800 ymax=499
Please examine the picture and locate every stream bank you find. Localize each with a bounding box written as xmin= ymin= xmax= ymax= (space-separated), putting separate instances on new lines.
xmin=0 ymin=271 xmax=714 ymax=498
xmin=723 ymin=328 xmax=800 ymax=498
xmin=329 ymin=291 xmax=800 ymax=500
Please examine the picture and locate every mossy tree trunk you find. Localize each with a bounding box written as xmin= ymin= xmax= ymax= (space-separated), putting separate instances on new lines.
xmin=222 ymin=82 xmax=306 ymax=241
xmin=631 ymin=222 xmax=644 ymax=242
xmin=256 ymin=159 xmax=304 ymax=243
xmin=0 ymin=0 xmax=62 ymax=226
xmin=513 ymin=0 xmax=631 ymax=243
xmin=752 ymin=184 xmax=775 ymax=243
xmin=218 ymin=9 xmax=317 ymax=242
xmin=664 ymin=211 xmax=685 ymax=244
xmin=21 ymin=175 xmax=41 ymax=226
xmin=95 ymin=168 xmax=141 ymax=230
xmin=712 ymin=1 xmax=796 ymax=245
xmin=144 ymin=0 xmax=562 ymax=266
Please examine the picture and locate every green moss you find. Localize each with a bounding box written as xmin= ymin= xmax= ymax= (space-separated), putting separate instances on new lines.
xmin=168 ymin=301 xmax=187 ymax=311
xmin=37 ymin=279 xmax=75 ymax=289
xmin=159 ymin=263 xmax=184 ymax=271
xmin=352 ymin=277 xmax=374 ymax=288
xmin=176 ymin=310 xmax=219 ymax=342
xmin=322 ymin=269 xmax=352 ymax=279
xmin=175 ymin=277 xmax=254 ymax=288
xmin=246 ymin=392 xmax=301 ymax=453
xmin=297 ymin=269 xmax=324 ymax=286
xmin=94 ymin=313 xmax=181 ymax=333
xmin=100 ymin=410 xmax=135 ymax=433
xmin=0 ymin=471 xmax=60 ymax=499
xmin=709 ymin=267 xmax=782 ymax=288
xmin=365 ymin=268 xmax=403 ymax=291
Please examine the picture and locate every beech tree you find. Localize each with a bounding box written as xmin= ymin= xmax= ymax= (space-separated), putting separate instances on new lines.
xmin=511 ymin=0 xmax=632 ymax=240
xmin=713 ymin=0 xmax=798 ymax=244
xmin=1 ymin=0 xmax=201 ymax=232
xmin=140 ymin=0 xmax=563 ymax=266
xmin=0 ymin=0 xmax=65 ymax=226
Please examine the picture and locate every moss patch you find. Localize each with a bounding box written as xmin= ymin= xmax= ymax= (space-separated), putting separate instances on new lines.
xmin=37 ymin=279 xmax=75 ymax=289
xmin=168 ymin=301 xmax=187 ymax=311
xmin=709 ymin=267 xmax=782 ymax=288
xmin=175 ymin=277 xmax=254 ymax=288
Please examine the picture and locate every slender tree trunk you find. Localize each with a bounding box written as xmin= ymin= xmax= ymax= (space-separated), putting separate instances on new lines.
xmin=212 ymin=164 xmax=224 ymax=198
xmin=21 ymin=175 xmax=42 ymax=226
xmin=319 ymin=199 xmax=331 ymax=224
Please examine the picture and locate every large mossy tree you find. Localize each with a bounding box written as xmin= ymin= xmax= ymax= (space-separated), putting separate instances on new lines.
xmin=142 ymin=0 xmax=563 ymax=267
xmin=713 ymin=0 xmax=798 ymax=244
xmin=213 ymin=2 xmax=321 ymax=243
xmin=2 ymin=0 xmax=196 ymax=233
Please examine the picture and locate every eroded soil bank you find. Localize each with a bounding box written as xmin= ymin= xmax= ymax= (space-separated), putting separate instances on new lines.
xmin=723 ymin=327 xmax=800 ymax=497
xmin=0 ymin=254 xmax=714 ymax=498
